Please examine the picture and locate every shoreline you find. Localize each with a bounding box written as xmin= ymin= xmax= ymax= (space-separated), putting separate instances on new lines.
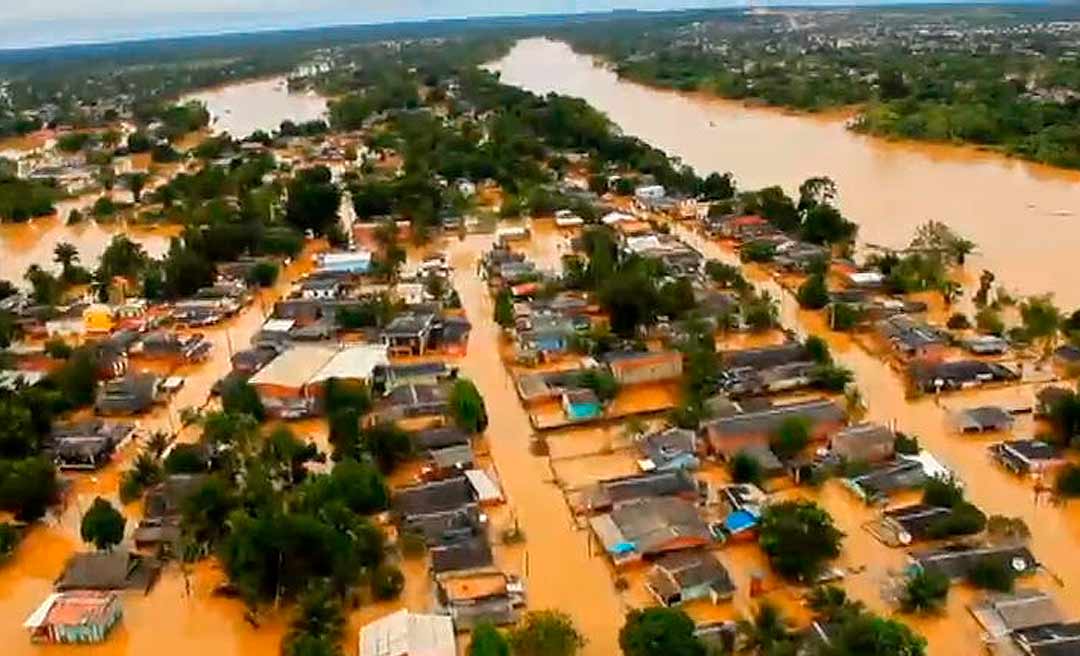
xmin=573 ymin=44 xmax=1080 ymax=184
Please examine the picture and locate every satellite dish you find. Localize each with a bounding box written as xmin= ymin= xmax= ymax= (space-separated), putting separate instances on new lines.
xmin=898 ymin=531 xmax=912 ymax=546
xmin=1011 ymin=557 xmax=1028 ymax=572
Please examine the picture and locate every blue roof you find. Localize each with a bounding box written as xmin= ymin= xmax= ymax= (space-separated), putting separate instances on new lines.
xmin=724 ymin=509 xmax=758 ymax=534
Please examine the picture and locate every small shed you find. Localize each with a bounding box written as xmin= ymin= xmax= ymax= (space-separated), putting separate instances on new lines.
xmin=953 ymin=406 xmax=1015 ymax=433
xmin=24 ymin=591 xmax=122 ymax=644
xmin=562 ymin=389 xmax=602 ymax=422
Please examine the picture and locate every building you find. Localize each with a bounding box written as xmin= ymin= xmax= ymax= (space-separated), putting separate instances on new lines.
xmin=990 ymin=440 xmax=1068 ymax=476
xmin=911 ymin=544 xmax=1038 ymax=581
xmin=871 ymin=504 xmax=955 ymax=546
xmin=436 ymin=572 xmax=523 ymax=629
xmin=359 ymin=610 xmax=455 ymax=656
xmin=562 ymin=389 xmax=602 ymax=422
xmin=23 ymin=591 xmax=122 ymax=644
xmin=317 ymin=250 xmax=372 ymax=274
xmin=646 ymin=550 xmax=735 ymax=606
xmin=379 ymin=383 xmax=451 ymax=421
xmin=95 ymin=372 xmax=160 ymax=415
xmin=55 ymin=551 xmax=161 ymax=592
xmin=382 ymin=311 xmax=437 ymax=356
xmin=1012 ymin=621 xmax=1080 ymax=655
xmin=137 ymin=331 xmax=212 ymax=362
xmin=909 ymin=360 xmax=1019 ymax=393
xmin=639 ymin=427 xmax=699 ymax=472
xmin=701 ymin=399 xmax=846 ymax=459
xmin=953 ymin=406 xmax=1015 ymax=433
xmin=579 ymin=469 xmax=700 ymax=513
xmin=589 ymin=497 xmax=712 ymax=565
xmin=248 ymin=344 xmax=388 ymax=418
xmin=879 ymin=315 xmax=949 ymax=361
xmin=830 ymin=423 xmax=896 ymax=464
xmin=969 ymin=590 xmax=1064 ymax=642
xmin=393 ymin=477 xmax=476 ymax=522
xmin=430 ymin=537 xmax=494 ymax=576
xmin=603 ymin=350 xmax=683 ymax=385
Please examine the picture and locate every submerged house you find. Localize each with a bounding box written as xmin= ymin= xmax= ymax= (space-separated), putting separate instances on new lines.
xmin=55 ymin=551 xmax=161 ymax=592
xmin=23 ymin=591 xmax=122 ymax=644
xmin=701 ymin=399 xmax=846 ymax=459
xmin=562 ymin=389 xmax=602 ymax=422
xmin=430 ymin=537 xmax=494 ymax=576
xmin=830 ymin=423 xmax=896 ymax=465
xmin=95 ymin=372 xmax=160 ymax=415
xmin=359 ymin=609 xmax=455 ymax=656
xmin=248 ymin=344 xmax=388 ymax=418
xmin=578 ymin=469 xmax=700 ymax=513
xmin=952 ymin=406 xmax=1015 ymax=433
xmin=990 ymin=440 xmax=1067 ymax=476
xmin=911 ymin=544 xmax=1038 ymax=581
xmin=646 ymin=550 xmax=735 ymax=607
xmin=381 ymin=311 xmax=437 ymax=356
xmin=909 ymin=360 xmax=1019 ymax=394
xmin=871 ymin=503 xmax=956 ymax=547
xmin=969 ymin=590 xmax=1065 ymax=643
xmin=879 ymin=315 xmax=949 ymax=362
xmin=639 ymin=427 xmax=699 ymax=472
xmin=435 ymin=571 xmax=524 ymax=629
xmin=589 ymin=497 xmax=712 ymax=565
xmin=603 ymin=350 xmax=683 ymax=385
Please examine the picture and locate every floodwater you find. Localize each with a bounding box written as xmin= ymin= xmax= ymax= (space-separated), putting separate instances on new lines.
xmin=0 ymin=195 xmax=178 ymax=282
xmin=490 ymin=38 xmax=1080 ymax=308
xmin=184 ymin=77 xmax=328 ymax=138
xmin=666 ymin=220 xmax=1080 ymax=655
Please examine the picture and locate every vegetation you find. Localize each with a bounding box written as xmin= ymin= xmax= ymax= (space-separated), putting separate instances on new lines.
xmin=758 ymin=500 xmax=843 ymax=581
xmin=469 ymin=623 xmax=511 ymax=656
xmin=619 ymin=608 xmax=705 ymax=656
xmin=80 ymin=497 xmax=126 ymax=551
xmin=901 ymin=570 xmax=951 ymax=614
xmin=449 ymin=378 xmax=488 ymax=433
xmin=509 ymin=611 xmax=586 ymax=656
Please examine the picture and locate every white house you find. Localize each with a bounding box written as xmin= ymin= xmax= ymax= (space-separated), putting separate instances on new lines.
xmin=634 ymin=184 xmax=666 ymax=201
xmin=359 ymin=610 xmax=455 ymax=656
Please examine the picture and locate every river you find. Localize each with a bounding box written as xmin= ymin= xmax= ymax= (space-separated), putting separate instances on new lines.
xmin=185 ymin=77 xmax=328 ymax=137
xmin=489 ymin=38 xmax=1080 ymax=309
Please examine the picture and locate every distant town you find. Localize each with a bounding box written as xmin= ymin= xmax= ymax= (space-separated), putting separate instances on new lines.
xmin=0 ymin=6 xmax=1079 ymax=656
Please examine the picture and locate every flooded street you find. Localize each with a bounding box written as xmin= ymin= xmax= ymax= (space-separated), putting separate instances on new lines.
xmin=490 ymin=38 xmax=1080 ymax=308
xmin=185 ymin=77 xmax=328 ymax=137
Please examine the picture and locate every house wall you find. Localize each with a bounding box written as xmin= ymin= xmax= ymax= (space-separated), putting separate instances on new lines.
xmin=611 ymin=355 xmax=682 ymax=385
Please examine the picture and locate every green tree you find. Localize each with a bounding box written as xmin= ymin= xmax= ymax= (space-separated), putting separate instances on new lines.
xmin=770 ymin=417 xmax=810 ymax=461
xmin=494 ymin=289 xmax=515 ymax=328
xmin=576 ymin=369 xmax=619 ymax=403
xmin=0 ymin=456 xmax=58 ymax=521
xmin=450 ymin=378 xmax=488 ymax=433
xmin=361 ymin=423 xmax=413 ymax=474
xmin=509 ymin=611 xmax=586 ymax=656
xmin=53 ymin=242 xmax=79 ymax=280
xmin=1020 ymin=295 xmax=1061 ymax=355
xmin=370 ymin=563 xmax=405 ymax=600
xmin=283 ymin=583 xmax=346 ymax=656
xmin=619 ymin=607 xmax=705 ymax=656
xmin=758 ymin=500 xmax=843 ymax=581
xmin=469 ymin=623 xmax=511 ymax=656
xmin=736 ymin=603 xmax=795 ymax=655
xmin=221 ymin=378 xmax=266 ymax=421
xmin=164 ymin=444 xmax=208 ymax=474
xmin=284 ymin=167 xmax=341 ymax=237
xmin=967 ymin=560 xmax=1016 ymax=592
xmin=828 ymin=613 xmax=927 ymax=656
xmin=900 ymin=570 xmax=950 ymax=614
xmin=80 ymin=497 xmax=125 ymax=550
xmin=124 ymin=172 xmax=149 ymax=203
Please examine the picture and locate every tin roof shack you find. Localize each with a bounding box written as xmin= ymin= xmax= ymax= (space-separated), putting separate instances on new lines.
xmin=589 ymin=497 xmax=712 ymax=566
xmin=869 ymin=504 xmax=956 ymax=547
xmin=701 ymin=399 xmax=846 ymax=459
xmin=379 ymin=383 xmax=451 ymax=422
xmin=374 ymin=362 xmax=457 ymax=395
xmin=359 ymin=609 xmax=455 ymax=656
xmin=435 ymin=572 xmax=524 ymax=629
xmin=401 ymin=506 xmax=485 ymax=548
xmin=430 ymin=536 xmax=494 ymax=576
xmin=911 ymin=544 xmax=1038 ymax=582
xmin=646 ymin=550 xmax=735 ymax=607
xmin=393 ymin=477 xmax=476 ymax=523
xmin=55 ymin=551 xmax=161 ymax=592
xmin=133 ymin=474 xmax=209 ymax=554
xmin=422 ymin=444 xmax=475 ymax=481
xmin=577 ymin=469 xmax=700 ymax=514
xmin=95 ymin=372 xmax=160 ymax=415
xmin=249 ymin=344 xmax=388 ymax=418
xmin=845 ymin=459 xmax=931 ymax=505
xmin=953 ymin=406 xmax=1016 ymax=433
xmin=969 ymin=590 xmax=1065 ymax=643
xmin=49 ymin=421 xmax=135 ymax=471
xmin=910 ymin=360 xmax=1019 ymax=394
xmin=709 ymin=214 xmax=773 ymax=241
xmin=561 ymin=388 xmax=602 ymax=422
xmin=381 ymin=311 xmax=437 ymax=356
xmin=23 ymin=591 xmax=122 ymax=645
xmin=964 ymin=334 xmax=1010 ymax=356
xmin=411 ymin=426 xmax=470 ymax=452
xmin=991 ymin=440 xmax=1068 ymax=476
xmin=1012 ymin=621 xmax=1080 ymax=656
xmin=135 ymin=331 xmax=212 ymax=363
xmin=603 ymin=350 xmax=683 ymax=386
xmin=830 ymin=423 xmax=896 ymax=466
xmin=878 ymin=315 xmax=950 ymax=362
xmin=639 ymin=427 xmax=699 ymax=472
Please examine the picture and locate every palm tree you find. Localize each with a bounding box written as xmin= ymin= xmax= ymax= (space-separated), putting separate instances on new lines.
xmin=737 ymin=603 xmax=795 ymax=654
xmin=124 ymin=172 xmax=149 ymax=203
xmin=54 ymin=242 xmax=79 ymax=279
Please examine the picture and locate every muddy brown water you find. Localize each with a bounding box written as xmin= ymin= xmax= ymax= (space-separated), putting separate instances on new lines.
xmin=489 ymin=38 xmax=1080 ymax=309
xmin=184 ymin=77 xmax=328 ymax=138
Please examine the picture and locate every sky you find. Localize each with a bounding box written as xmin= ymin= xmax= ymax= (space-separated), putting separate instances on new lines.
xmin=0 ymin=0 xmax=984 ymax=50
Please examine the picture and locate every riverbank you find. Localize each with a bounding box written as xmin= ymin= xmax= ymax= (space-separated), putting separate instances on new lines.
xmin=490 ymin=38 xmax=1080 ymax=310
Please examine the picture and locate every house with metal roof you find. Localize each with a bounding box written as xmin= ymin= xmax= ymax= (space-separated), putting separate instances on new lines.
xmin=646 ymin=550 xmax=734 ymax=607
xmin=589 ymin=497 xmax=712 ymax=565
xmin=359 ymin=610 xmax=455 ymax=656
xmin=911 ymin=544 xmax=1038 ymax=581
xmin=23 ymin=591 xmax=122 ymax=644
xmin=701 ymin=399 xmax=846 ymax=459
xmin=990 ymin=440 xmax=1068 ymax=476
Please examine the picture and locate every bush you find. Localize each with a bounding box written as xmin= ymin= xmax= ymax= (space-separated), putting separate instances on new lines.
xmin=925 ymin=502 xmax=987 ymax=539
xmin=44 ymin=337 xmax=73 ymax=359
xmin=946 ymin=313 xmax=971 ymax=330
xmin=1056 ymin=464 xmax=1080 ymax=497
xmin=812 ymin=363 xmax=853 ymax=392
xmin=901 ymin=570 xmax=950 ymax=613
xmin=575 ymin=369 xmax=618 ymax=402
xmin=830 ymin=302 xmax=865 ymax=331
xmin=246 ymin=261 xmax=279 ymax=288
xmin=740 ymin=240 xmax=776 ymax=263
xmin=967 ymin=559 xmax=1016 ymax=592
xmin=80 ymin=497 xmax=125 ymax=550
xmin=894 ymin=433 xmax=920 ymax=455
xmin=923 ymin=476 xmax=964 ymax=508
xmin=797 ymin=274 xmax=830 ymax=310
xmin=730 ymin=451 xmax=763 ymax=485
xmin=770 ymin=417 xmax=810 ymax=460
xmin=0 ymin=522 xmax=18 ymax=559
xmin=758 ymin=500 xmax=843 ymax=581
xmin=450 ymin=378 xmax=488 ymax=433
xmin=805 ymin=335 xmax=832 ymax=364
xmin=370 ymin=563 xmax=404 ymax=600
xmin=164 ymin=444 xmax=208 ymax=474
